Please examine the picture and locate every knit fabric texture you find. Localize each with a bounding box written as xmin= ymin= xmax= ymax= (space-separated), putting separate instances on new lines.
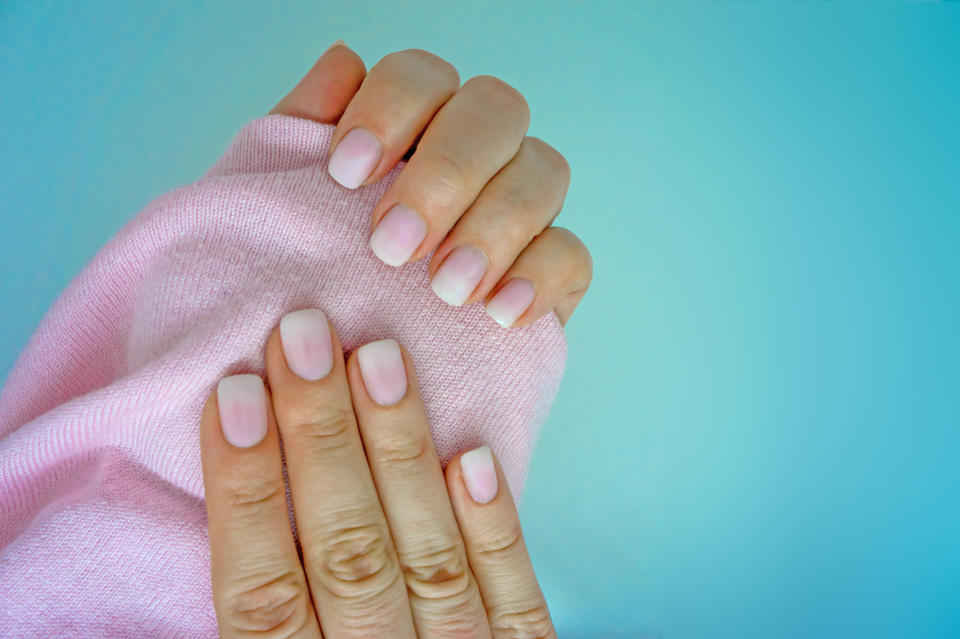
xmin=0 ymin=115 xmax=566 ymax=638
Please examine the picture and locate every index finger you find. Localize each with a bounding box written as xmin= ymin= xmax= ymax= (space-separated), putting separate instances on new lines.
xmin=326 ymin=49 xmax=460 ymax=190
xmin=200 ymin=375 xmax=323 ymax=638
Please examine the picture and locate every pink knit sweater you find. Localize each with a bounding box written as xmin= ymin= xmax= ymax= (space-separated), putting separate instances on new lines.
xmin=0 ymin=115 xmax=566 ymax=637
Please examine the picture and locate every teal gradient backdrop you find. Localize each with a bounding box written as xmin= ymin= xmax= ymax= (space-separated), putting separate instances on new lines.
xmin=1 ymin=2 xmax=958 ymax=637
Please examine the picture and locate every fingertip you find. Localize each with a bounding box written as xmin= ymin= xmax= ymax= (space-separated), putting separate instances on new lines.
xmin=348 ymin=338 xmax=423 ymax=399
xmin=355 ymin=338 xmax=408 ymax=406
xmin=264 ymin=324 xmax=284 ymax=369
xmin=199 ymin=386 xmax=221 ymax=454
xmin=459 ymin=446 xmax=499 ymax=504
xmin=202 ymin=384 xmax=219 ymax=417
xmin=263 ymin=325 xmax=292 ymax=390
xmin=326 ymin=38 xmax=347 ymax=53
xmin=267 ymin=308 xmax=346 ymax=387
xmin=484 ymin=277 xmax=537 ymax=329
xmin=446 ymin=446 xmax=511 ymax=508
xmin=215 ymin=374 xmax=270 ymax=449
xmin=480 ymin=226 xmax=591 ymax=329
xmin=270 ymin=41 xmax=367 ymax=124
xmin=444 ymin=451 xmax=464 ymax=492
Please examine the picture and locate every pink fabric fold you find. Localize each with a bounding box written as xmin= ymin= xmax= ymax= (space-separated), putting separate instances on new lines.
xmin=0 ymin=115 xmax=566 ymax=638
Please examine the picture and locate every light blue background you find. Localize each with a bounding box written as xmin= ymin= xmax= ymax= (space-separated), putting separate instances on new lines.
xmin=1 ymin=2 xmax=958 ymax=637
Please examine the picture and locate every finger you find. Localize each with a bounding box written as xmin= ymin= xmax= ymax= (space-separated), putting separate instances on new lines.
xmin=446 ymin=448 xmax=557 ymax=639
xmin=347 ymin=340 xmax=491 ymax=638
xmin=483 ymin=226 xmax=592 ymax=329
xmin=367 ymin=75 xmax=530 ymax=269
xmin=427 ymin=136 xmax=570 ymax=307
xmin=200 ymin=375 xmax=323 ymax=638
xmin=265 ymin=309 xmax=416 ymax=638
xmin=326 ymin=49 xmax=460 ymax=189
xmin=270 ymin=40 xmax=367 ymax=124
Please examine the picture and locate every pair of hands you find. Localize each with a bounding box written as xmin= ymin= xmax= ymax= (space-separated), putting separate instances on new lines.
xmin=202 ymin=42 xmax=584 ymax=637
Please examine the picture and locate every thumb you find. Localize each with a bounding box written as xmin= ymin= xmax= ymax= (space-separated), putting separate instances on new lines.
xmin=270 ymin=40 xmax=367 ymax=124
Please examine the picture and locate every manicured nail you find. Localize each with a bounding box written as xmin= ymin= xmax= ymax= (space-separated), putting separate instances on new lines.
xmin=357 ymin=339 xmax=407 ymax=406
xmin=279 ymin=309 xmax=334 ymax=380
xmin=461 ymin=446 xmax=498 ymax=503
xmin=370 ymin=204 xmax=428 ymax=267
xmin=328 ymin=127 xmax=382 ymax=189
xmin=485 ymin=278 xmax=536 ymax=328
xmin=217 ymin=375 xmax=268 ymax=448
xmin=430 ymin=245 xmax=488 ymax=306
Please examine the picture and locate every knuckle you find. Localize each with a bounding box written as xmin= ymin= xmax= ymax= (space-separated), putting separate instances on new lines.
xmin=489 ymin=604 xmax=555 ymax=639
xmin=507 ymin=216 xmax=540 ymax=249
xmin=375 ymin=76 xmax=428 ymax=115
xmin=581 ymin=247 xmax=594 ymax=287
xmin=223 ymin=474 xmax=286 ymax=515
xmin=223 ymin=572 xmax=309 ymax=636
xmin=465 ymin=75 xmax=530 ymax=119
xmin=400 ymin=543 xmax=471 ymax=600
xmin=473 ymin=520 xmax=525 ymax=565
xmin=545 ymin=226 xmax=593 ymax=286
xmin=488 ymin=191 xmax=542 ymax=247
xmin=415 ymin=595 xmax=488 ymax=638
xmin=498 ymin=182 xmax=543 ymax=221
xmin=371 ymin=432 xmax=433 ymax=472
xmin=407 ymin=49 xmax=460 ymax=86
xmin=525 ymin=137 xmax=571 ymax=182
xmin=425 ymin=150 xmax=473 ymax=206
xmin=378 ymin=49 xmax=416 ymax=70
xmin=308 ymin=518 xmax=399 ymax=601
xmin=287 ymin=406 xmax=355 ymax=455
xmin=385 ymin=49 xmax=460 ymax=86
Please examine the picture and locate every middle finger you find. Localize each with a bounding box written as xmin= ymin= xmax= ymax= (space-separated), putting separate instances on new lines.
xmin=347 ymin=339 xmax=491 ymax=638
xmin=265 ymin=309 xmax=416 ymax=638
xmin=367 ymin=75 xmax=530 ymax=268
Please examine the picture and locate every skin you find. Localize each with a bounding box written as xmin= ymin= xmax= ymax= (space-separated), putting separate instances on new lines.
xmin=201 ymin=317 xmax=555 ymax=638
xmin=270 ymin=42 xmax=592 ymax=328
xmin=202 ymin=43 xmax=584 ymax=637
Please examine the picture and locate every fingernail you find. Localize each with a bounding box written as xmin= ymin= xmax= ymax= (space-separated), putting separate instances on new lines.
xmin=357 ymin=339 xmax=407 ymax=406
xmin=279 ymin=309 xmax=334 ymax=380
xmin=485 ymin=278 xmax=536 ymax=328
xmin=328 ymin=127 xmax=382 ymax=189
xmin=461 ymin=446 xmax=498 ymax=503
xmin=325 ymin=38 xmax=346 ymax=53
xmin=370 ymin=204 xmax=428 ymax=267
xmin=217 ymin=375 xmax=268 ymax=448
xmin=430 ymin=245 xmax=488 ymax=306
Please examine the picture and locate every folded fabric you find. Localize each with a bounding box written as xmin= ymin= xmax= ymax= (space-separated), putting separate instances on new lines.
xmin=0 ymin=115 xmax=566 ymax=638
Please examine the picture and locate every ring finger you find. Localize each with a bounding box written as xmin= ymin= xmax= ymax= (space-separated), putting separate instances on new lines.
xmin=347 ymin=339 xmax=490 ymax=638
xmin=326 ymin=48 xmax=460 ymax=189
xmin=426 ymin=136 xmax=570 ymax=308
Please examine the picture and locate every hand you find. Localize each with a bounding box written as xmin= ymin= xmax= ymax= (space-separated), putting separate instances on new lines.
xmin=200 ymin=308 xmax=557 ymax=638
xmin=270 ymin=42 xmax=592 ymax=329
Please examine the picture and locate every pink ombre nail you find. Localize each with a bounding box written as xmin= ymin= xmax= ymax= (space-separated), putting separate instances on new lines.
xmin=357 ymin=339 xmax=407 ymax=406
xmin=327 ymin=127 xmax=382 ymax=189
xmin=430 ymin=245 xmax=488 ymax=306
xmin=217 ymin=375 xmax=268 ymax=448
xmin=370 ymin=204 xmax=428 ymax=267
xmin=279 ymin=309 xmax=333 ymax=380
xmin=485 ymin=278 xmax=536 ymax=328
xmin=461 ymin=446 xmax=498 ymax=503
